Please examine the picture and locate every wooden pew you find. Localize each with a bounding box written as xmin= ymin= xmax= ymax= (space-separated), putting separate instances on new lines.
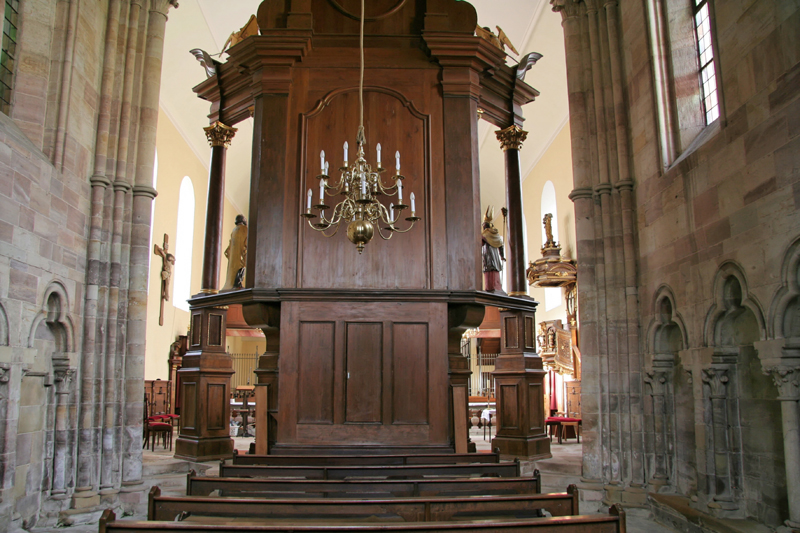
xmin=218 ymin=459 xmax=521 ymax=480
xmin=233 ymin=450 xmax=501 ymax=466
xmin=186 ymin=470 xmax=541 ymax=498
xmin=101 ymin=506 xmax=627 ymax=533
xmin=149 ymin=485 xmax=578 ymax=522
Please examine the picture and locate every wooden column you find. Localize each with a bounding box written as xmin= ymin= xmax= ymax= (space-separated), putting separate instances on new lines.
xmin=491 ymin=306 xmax=551 ymax=459
xmin=491 ymin=126 xmax=550 ymax=459
xmin=201 ymin=122 xmax=236 ymax=293
xmin=496 ymin=125 xmax=528 ymax=296
xmin=173 ymin=123 xmax=236 ymax=461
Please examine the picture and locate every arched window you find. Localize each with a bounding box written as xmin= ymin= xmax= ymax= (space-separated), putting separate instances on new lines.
xmin=173 ymin=176 xmax=195 ymax=312
xmin=541 ymin=181 xmax=561 ymax=311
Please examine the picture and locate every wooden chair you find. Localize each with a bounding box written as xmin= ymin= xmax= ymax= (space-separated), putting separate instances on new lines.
xmin=143 ymin=397 xmax=173 ymax=451
xmin=561 ymin=421 xmax=580 ymax=443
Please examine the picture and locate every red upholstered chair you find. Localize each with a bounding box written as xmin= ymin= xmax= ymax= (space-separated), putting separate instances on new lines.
xmin=143 ymin=399 xmax=173 ymax=451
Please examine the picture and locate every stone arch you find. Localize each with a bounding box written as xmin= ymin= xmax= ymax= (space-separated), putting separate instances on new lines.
xmin=644 ymin=285 xmax=694 ymax=494
xmin=28 ymin=281 xmax=74 ymax=353
xmin=700 ymin=262 xmax=783 ymax=521
xmin=703 ymin=261 xmax=765 ymax=348
xmin=768 ymin=237 xmax=800 ymax=340
xmin=0 ymin=301 xmax=8 ymax=346
xmin=646 ymin=285 xmax=688 ymax=362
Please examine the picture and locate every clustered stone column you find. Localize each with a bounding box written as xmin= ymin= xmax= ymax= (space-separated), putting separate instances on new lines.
xmin=72 ymin=0 xmax=178 ymax=511
xmin=700 ymin=365 xmax=739 ymax=508
xmin=552 ymin=0 xmax=645 ymax=503
xmin=644 ymin=368 xmax=672 ymax=487
xmin=174 ymin=122 xmax=237 ymax=462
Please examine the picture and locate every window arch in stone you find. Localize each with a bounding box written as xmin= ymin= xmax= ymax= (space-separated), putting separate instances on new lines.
xmin=768 ymin=237 xmax=800 ymax=340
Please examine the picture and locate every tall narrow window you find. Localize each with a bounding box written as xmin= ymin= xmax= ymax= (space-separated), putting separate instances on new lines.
xmin=173 ymin=177 xmax=195 ymax=312
xmin=1 ymin=0 xmax=20 ymax=115
xmin=693 ymin=0 xmax=719 ymax=124
xmin=540 ymin=181 xmax=561 ymax=311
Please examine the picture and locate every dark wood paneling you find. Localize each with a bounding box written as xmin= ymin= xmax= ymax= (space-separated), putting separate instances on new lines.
xmin=524 ymin=315 xmax=536 ymax=350
xmin=183 ymin=382 xmax=196 ymax=430
xmin=345 ymin=322 xmax=383 ymax=423
xmin=208 ymin=384 xmax=226 ymax=430
xmin=299 ymin=87 xmax=430 ymax=289
xmin=500 ymin=384 xmax=518 ymax=430
xmin=209 ymin=313 xmax=223 ymax=346
xmin=504 ymin=316 xmax=518 ymax=349
xmin=392 ymin=323 xmax=428 ymax=424
xmin=528 ymin=383 xmax=543 ymax=432
xmin=298 ymin=322 xmax=336 ymax=424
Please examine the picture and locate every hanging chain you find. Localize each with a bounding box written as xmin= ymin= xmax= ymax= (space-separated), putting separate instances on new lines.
xmin=356 ymin=0 xmax=366 ymax=145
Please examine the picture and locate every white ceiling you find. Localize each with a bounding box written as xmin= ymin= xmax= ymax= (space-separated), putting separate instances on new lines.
xmin=159 ymin=0 xmax=569 ymax=217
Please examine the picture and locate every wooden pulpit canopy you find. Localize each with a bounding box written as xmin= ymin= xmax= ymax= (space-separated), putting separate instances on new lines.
xmin=189 ymin=0 xmax=541 ymax=455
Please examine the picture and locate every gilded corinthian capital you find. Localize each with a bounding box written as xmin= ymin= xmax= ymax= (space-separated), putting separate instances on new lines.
xmin=496 ymin=125 xmax=528 ymax=151
xmin=204 ymin=122 xmax=238 ymax=148
xmin=551 ymin=0 xmax=583 ymax=19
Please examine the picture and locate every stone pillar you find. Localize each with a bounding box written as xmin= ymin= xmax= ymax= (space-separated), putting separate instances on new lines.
xmin=701 ymin=366 xmax=738 ymax=508
xmin=200 ymin=122 xmax=236 ymax=293
xmin=496 ymin=126 xmax=528 ymax=297
xmin=173 ymin=122 xmax=237 ymax=462
xmin=766 ymin=365 xmax=800 ymax=529
xmin=121 ymin=0 xmax=178 ymax=490
xmin=644 ymin=368 xmax=672 ymax=487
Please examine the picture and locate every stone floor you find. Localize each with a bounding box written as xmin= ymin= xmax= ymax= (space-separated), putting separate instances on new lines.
xmin=30 ymin=427 xmax=683 ymax=533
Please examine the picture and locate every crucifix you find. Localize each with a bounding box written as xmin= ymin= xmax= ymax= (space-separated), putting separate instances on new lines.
xmin=154 ymin=233 xmax=176 ymax=326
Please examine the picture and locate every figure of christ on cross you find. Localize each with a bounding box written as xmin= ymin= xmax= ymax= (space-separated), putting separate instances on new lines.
xmin=154 ymin=234 xmax=176 ymax=326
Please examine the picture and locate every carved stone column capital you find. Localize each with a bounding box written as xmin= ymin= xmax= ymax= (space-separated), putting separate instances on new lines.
xmin=645 ymin=370 xmax=670 ymax=395
xmin=204 ymin=122 xmax=237 ymax=148
xmin=496 ymin=125 xmax=528 ymax=152
xmin=54 ymin=367 xmax=76 ymax=394
xmin=150 ymin=0 xmax=179 ymax=17
xmin=0 ymin=363 xmax=9 ymax=383
xmin=764 ymin=366 xmax=800 ymax=401
xmin=550 ymin=0 xmax=583 ymax=20
xmin=701 ymin=367 xmax=729 ymax=398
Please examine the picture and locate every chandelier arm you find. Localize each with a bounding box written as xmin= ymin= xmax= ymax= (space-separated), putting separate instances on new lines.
xmin=386 ymin=219 xmax=418 ymax=234
xmin=376 ymin=224 xmax=395 ymax=240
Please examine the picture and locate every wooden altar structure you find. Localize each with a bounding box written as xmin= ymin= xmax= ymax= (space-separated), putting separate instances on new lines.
xmin=176 ymin=0 xmax=549 ymax=461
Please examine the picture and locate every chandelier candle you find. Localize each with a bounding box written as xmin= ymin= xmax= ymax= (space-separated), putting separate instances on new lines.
xmin=299 ymin=0 xmax=420 ymax=253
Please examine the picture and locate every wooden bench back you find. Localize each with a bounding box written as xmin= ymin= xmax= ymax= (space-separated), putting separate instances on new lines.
xmin=232 ymin=451 xmax=501 ymax=466
xmin=218 ymin=460 xmax=520 ymax=480
xmin=101 ymin=505 xmax=626 ymax=533
xmin=148 ymin=485 xmax=578 ymax=522
xmin=186 ymin=469 xmax=541 ymax=498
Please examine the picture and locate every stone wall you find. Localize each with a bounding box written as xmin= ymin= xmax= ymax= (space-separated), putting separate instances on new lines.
xmin=0 ymin=0 xmax=177 ymax=529
xmin=554 ymin=0 xmax=800 ymax=528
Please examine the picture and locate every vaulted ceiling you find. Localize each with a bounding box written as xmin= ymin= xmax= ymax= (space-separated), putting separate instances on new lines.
xmin=159 ymin=0 xmax=569 ymax=216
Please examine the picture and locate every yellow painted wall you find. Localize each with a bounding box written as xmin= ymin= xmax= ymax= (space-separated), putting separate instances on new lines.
xmin=144 ymin=108 xmax=242 ymax=380
xmin=521 ymin=122 xmax=576 ymax=334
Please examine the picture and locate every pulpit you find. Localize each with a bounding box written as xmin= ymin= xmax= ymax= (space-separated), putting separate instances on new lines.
xmin=178 ymin=0 xmax=548 ymax=460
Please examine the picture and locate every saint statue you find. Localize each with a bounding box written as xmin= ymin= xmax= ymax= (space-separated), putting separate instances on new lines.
xmin=543 ymin=213 xmax=555 ymax=247
xmin=481 ymin=206 xmax=505 ymax=293
xmin=223 ymin=215 xmax=248 ymax=290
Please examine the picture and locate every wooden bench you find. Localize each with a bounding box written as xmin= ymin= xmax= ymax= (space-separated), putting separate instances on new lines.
xmin=218 ymin=459 xmax=520 ymax=480
xmin=149 ymin=485 xmax=578 ymax=522
xmin=101 ymin=506 xmax=627 ymax=533
xmin=233 ymin=451 xmax=501 ymax=466
xmin=186 ymin=470 xmax=541 ymax=498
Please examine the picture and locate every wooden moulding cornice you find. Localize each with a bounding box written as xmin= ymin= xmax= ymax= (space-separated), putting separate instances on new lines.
xmin=193 ymin=31 xmax=313 ymax=125
xmin=188 ymin=288 xmax=538 ymax=314
xmin=480 ymin=64 xmax=540 ymax=129
xmin=423 ymin=33 xmax=505 ymax=99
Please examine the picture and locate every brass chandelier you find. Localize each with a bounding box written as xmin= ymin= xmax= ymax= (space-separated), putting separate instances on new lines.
xmin=301 ymin=0 xmax=420 ymax=254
